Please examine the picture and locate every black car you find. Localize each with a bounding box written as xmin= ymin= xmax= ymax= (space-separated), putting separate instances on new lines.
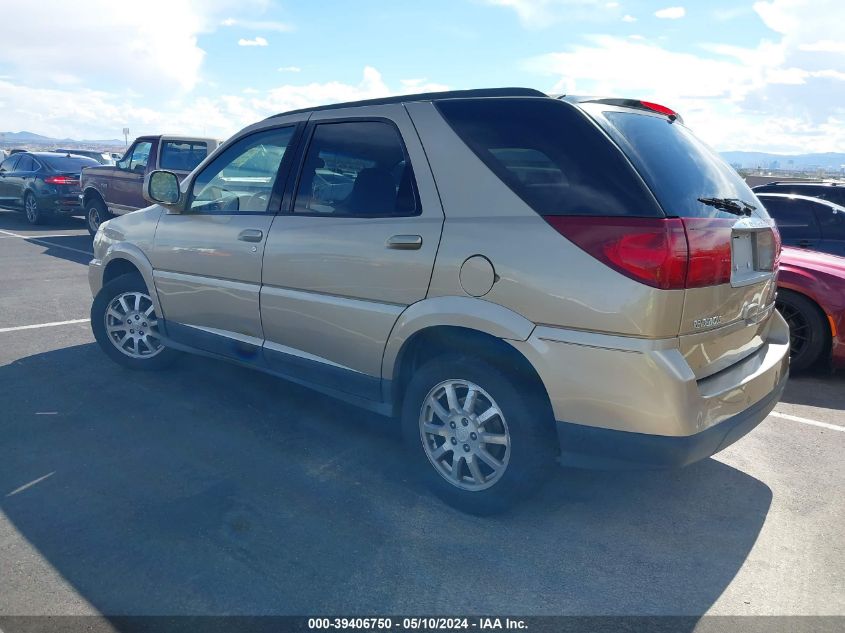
xmin=753 ymin=180 xmax=845 ymax=206
xmin=756 ymin=192 xmax=845 ymax=257
xmin=0 ymin=152 xmax=99 ymax=225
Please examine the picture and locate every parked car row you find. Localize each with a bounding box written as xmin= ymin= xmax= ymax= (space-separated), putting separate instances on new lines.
xmin=0 ymin=137 xmax=219 ymax=233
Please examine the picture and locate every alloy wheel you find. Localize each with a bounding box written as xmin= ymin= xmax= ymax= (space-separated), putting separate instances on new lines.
xmin=25 ymin=195 xmax=38 ymax=223
xmin=88 ymin=206 xmax=102 ymax=233
xmin=777 ymin=300 xmax=809 ymax=360
xmin=419 ymin=379 xmax=511 ymax=491
xmin=104 ymin=291 xmax=164 ymax=359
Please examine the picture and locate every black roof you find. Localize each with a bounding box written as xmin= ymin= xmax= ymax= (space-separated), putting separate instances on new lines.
xmin=267 ymin=87 xmax=547 ymax=119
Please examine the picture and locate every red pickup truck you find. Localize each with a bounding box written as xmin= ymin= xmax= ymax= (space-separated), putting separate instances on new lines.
xmin=80 ymin=134 xmax=220 ymax=235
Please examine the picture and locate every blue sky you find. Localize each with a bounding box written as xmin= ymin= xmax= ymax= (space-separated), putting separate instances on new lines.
xmin=1 ymin=0 xmax=843 ymax=153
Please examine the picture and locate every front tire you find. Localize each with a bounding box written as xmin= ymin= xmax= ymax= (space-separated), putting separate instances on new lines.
xmin=91 ymin=273 xmax=178 ymax=371
xmin=86 ymin=198 xmax=111 ymax=236
xmin=401 ymin=354 xmax=556 ymax=514
xmin=776 ymin=289 xmax=829 ymax=371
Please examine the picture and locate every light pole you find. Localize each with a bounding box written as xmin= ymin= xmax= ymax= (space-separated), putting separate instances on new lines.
xmin=123 ymin=127 xmax=129 ymax=149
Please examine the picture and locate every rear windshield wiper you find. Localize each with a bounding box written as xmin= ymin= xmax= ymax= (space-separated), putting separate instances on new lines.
xmin=697 ymin=197 xmax=756 ymax=216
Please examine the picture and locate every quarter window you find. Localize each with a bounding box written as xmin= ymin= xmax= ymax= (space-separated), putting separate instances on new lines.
xmin=436 ymin=98 xmax=662 ymax=217
xmin=293 ymin=121 xmax=418 ymax=217
xmin=189 ymin=127 xmax=295 ymax=213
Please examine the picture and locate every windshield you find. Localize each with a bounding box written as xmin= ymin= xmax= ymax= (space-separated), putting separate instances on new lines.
xmin=593 ymin=109 xmax=770 ymax=220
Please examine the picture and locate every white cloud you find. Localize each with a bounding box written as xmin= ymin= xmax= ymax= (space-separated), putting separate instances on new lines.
xmin=622 ymin=14 xmax=637 ymax=22
xmin=0 ymin=68 xmax=450 ymax=142
xmin=278 ymin=66 xmax=302 ymax=72
xmin=0 ymin=0 xmax=244 ymax=94
xmin=605 ymin=2 xmax=619 ymax=7
xmin=482 ymin=0 xmax=614 ymax=28
xmin=525 ymin=0 xmax=845 ymax=153
xmin=238 ymin=36 xmax=269 ymax=47
xmin=222 ymin=18 xmax=293 ymax=32
xmin=654 ymin=6 xmax=686 ymax=19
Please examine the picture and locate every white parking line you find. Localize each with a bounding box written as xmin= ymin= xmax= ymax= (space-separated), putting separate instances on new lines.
xmin=0 ymin=228 xmax=93 ymax=256
xmin=0 ymin=318 xmax=89 ymax=334
xmin=770 ymin=410 xmax=845 ymax=432
xmin=0 ymin=232 xmax=84 ymax=239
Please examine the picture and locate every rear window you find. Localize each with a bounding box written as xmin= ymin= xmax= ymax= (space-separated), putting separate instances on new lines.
xmin=435 ymin=98 xmax=662 ymax=217
xmin=40 ymin=155 xmax=99 ymax=171
xmin=160 ymin=141 xmax=208 ymax=172
xmin=594 ymin=110 xmax=769 ymax=220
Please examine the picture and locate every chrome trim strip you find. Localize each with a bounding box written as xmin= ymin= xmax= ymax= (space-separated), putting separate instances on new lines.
xmin=263 ymin=340 xmax=365 ymax=374
xmin=178 ymin=322 xmax=263 ymax=347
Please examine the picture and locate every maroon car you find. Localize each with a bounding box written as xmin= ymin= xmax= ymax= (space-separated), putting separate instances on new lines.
xmin=777 ymin=246 xmax=845 ymax=370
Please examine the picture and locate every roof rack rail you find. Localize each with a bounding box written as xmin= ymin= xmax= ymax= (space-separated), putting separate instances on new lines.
xmin=266 ymin=87 xmax=547 ymax=119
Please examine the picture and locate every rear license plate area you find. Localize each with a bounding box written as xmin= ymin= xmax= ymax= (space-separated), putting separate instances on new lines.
xmin=731 ymin=230 xmax=774 ymax=286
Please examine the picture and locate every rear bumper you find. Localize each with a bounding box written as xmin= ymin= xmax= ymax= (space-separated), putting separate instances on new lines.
xmin=42 ymin=192 xmax=84 ymax=215
xmin=508 ymin=310 xmax=791 ymax=469
xmin=555 ymin=372 xmax=786 ymax=469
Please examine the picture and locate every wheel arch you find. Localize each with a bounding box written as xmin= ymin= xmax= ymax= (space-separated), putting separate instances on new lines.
xmin=82 ymin=186 xmax=106 ymax=208
xmin=384 ymin=297 xmax=550 ymax=418
xmin=776 ymin=285 xmax=833 ymax=344
xmin=100 ymin=246 xmax=164 ymax=321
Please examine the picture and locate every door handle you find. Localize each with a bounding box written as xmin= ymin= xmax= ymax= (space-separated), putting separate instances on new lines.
xmin=797 ymin=239 xmax=812 ymax=248
xmin=238 ymin=229 xmax=264 ymax=243
xmin=386 ymin=234 xmax=422 ymax=250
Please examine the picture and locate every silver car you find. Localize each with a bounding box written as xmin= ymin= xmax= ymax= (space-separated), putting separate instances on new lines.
xmin=88 ymin=88 xmax=789 ymax=513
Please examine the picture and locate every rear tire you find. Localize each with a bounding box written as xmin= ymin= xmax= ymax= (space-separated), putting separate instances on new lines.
xmin=400 ymin=354 xmax=556 ymax=514
xmin=91 ymin=273 xmax=178 ymax=371
xmin=776 ymin=289 xmax=829 ymax=371
xmin=86 ymin=197 xmax=111 ymax=236
xmin=24 ymin=192 xmax=48 ymax=225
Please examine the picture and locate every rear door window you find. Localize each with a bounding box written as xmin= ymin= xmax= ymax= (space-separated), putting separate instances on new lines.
xmin=160 ymin=140 xmax=208 ymax=172
xmin=761 ymin=197 xmax=821 ymax=240
xmin=594 ymin=109 xmax=769 ymax=220
xmin=435 ymin=98 xmax=661 ymax=217
xmin=293 ymin=120 xmax=418 ymax=217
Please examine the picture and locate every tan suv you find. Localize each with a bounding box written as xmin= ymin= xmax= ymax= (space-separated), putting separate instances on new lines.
xmin=88 ymin=88 xmax=789 ymax=513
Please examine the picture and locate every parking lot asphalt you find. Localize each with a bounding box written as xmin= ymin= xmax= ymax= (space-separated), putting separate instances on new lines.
xmin=0 ymin=207 xmax=843 ymax=618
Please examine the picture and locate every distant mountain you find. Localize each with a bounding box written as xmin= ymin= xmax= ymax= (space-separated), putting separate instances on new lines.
xmin=721 ymin=151 xmax=845 ymax=171
xmin=0 ymin=130 xmax=124 ymax=147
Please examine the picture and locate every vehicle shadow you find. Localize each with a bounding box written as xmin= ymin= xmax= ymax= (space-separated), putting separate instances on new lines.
xmin=0 ymin=208 xmax=92 ymax=265
xmin=780 ymin=369 xmax=845 ymax=410
xmin=0 ymin=344 xmax=772 ymax=620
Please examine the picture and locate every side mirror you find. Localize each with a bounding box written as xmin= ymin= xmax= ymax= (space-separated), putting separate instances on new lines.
xmin=144 ymin=170 xmax=182 ymax=209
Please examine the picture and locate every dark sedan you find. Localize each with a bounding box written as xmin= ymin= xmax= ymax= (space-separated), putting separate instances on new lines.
xmin=0 ymin=152 xmax=99 ymax=224
xmin=756 ymin=192 xmax=845 ymax=257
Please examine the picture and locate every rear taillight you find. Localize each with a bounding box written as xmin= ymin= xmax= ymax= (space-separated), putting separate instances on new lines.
xmin=542 ymin=215 xmax=773 ymax=290
xmin=44 ymin=175 xmax=78 ymax=185
xmin=543 ymin=216 xmax=688 ymax=289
